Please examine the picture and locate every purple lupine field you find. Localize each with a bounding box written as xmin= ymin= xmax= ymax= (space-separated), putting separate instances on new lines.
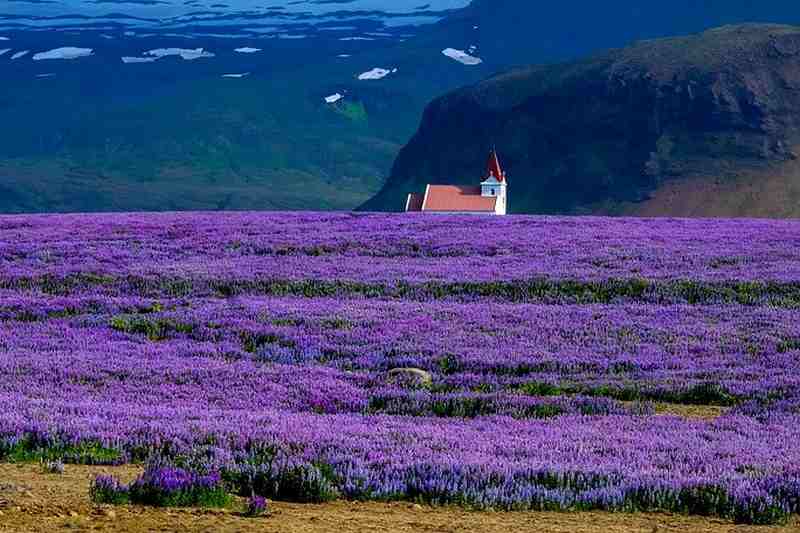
xmin=2 ymin=212 xmax=800 ymax=524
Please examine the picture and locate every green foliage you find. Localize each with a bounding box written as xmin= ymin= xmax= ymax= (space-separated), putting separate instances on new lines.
xmin=471 ymin=383 xmax=494 ymax=393
xmin=11 ymin=274 xmax=800 ymax=308
xmin=524 ymin=404 xmax=566 ymax=418
xmin=518 ymin=381 xmax=738 ymax=406
xmin=519 ymin=382 xmax=564 ymax=397
xmin=430 ymin=397 xmax=487 ymax=418
xmin=777 ymin=337 xmax=800 ymax=353
xmin=1 ymin=436 xmax=121 ymax=465
xmin=368 ymin=394 xmax=567 ymax=419
xmin=437 ymin=354 xmax=460 ymax=375
xmin=129 ymin=481 xmax=231 ymax=508
xmin=240 ymin=331 xmax=296 ymax=353
xmin=671 ymin=382 xmax=737 ymax=406
xmin=332 ymin=101 xmax=369 ymax=123
xmin=319 ymin=317 xmax=354 ymax=330
xmin=90 ymin=470 xmax=231 ymax=508
xmin=271 ymin=317 xmax=303 ymax=327
xmin=109 ymin=314 xmax=194 ymax=341
xmin=733 ymin=500 xmax=789 ymax=526
xmin=618 ymin=484 xmax=788 ymax=525
xmin=235 ymin=463 xmax=340 ymax=504
xmin=90 ymin=476 xmax=130 ymax=505
xmin=277 ymin=464 xmax=340 ymax=503
xmin=609 ymin=361 xmax=639 ymax=374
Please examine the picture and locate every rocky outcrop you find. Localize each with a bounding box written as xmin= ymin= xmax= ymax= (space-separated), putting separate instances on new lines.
xmin=386 ymin=368 xmax=433 ymax=389
xmin=363 ymin=24 xmax=800 ymax=214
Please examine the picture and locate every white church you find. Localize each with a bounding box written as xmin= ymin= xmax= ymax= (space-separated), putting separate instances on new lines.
xmin=404 ymin=150 xmax=508 ymax=215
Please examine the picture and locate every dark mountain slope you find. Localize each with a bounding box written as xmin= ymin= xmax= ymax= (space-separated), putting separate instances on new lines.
xmin=363 ymin=24 xmax=800 ymax=214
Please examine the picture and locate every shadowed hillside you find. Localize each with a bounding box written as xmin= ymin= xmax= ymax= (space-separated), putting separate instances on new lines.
xmin=363 ymin=24 xmax=800 ymax=216
xmin=604 ymin=146 xmax=800 ymax=218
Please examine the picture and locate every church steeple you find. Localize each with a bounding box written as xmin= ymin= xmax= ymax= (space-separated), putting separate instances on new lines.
xmin=480 ymin=149 xmax=508 ymax=215
xmin=487 ymin=149 xmax=505 ymax=182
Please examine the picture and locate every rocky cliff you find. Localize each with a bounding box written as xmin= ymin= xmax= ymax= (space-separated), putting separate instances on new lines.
xmin=362 ymin=24 xmax=800 ymax=215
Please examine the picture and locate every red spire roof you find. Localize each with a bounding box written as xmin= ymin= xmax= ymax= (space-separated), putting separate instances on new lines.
xmin=487 ymin=150 xmax=505 ymax=182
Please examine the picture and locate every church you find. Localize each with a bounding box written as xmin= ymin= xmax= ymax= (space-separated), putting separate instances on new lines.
xmin=404 ymin=150 xmax=508 ymax=215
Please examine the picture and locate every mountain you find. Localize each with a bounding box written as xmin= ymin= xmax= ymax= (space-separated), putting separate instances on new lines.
xmin=363 ymin=24 xmax=800 ymax=216
xmin=5 ymin=2 xmax=800 ymax=213
xmin=0 ymin=1 xmax=488 ymax=213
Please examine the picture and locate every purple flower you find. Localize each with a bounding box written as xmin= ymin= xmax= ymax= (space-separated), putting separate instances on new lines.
xmin=246 ymin=495 xmax=268 ymax=517
xmin=90 ymin=474 xmax=129 ymax=504
xmin=4 ymin=212 xmax=800 ymax=524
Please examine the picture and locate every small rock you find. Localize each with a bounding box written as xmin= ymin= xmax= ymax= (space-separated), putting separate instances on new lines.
xmin=412 ymin=503 xmax=423 ymax=510
xmin=387 ymin=367 xmax=432 ymax=388
xmin=69 ymin=511 xmax=79 ymax=517
xmin=24 ymin=491 xmax=34 ymax=498
xmin=105 ymin=509 xmax=116 ymax=519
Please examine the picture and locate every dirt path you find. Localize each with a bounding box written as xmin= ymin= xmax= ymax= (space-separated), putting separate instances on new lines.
xmin=0 ymin=464 xmax=796 ymax=533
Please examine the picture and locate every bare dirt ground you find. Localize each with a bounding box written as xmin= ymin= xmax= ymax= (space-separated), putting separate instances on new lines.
xmin=619 ymin=148 xmax=800 ymax=219
xmin=0 ymin=464 xmax=797 ymax=533
xmin=653 ymin=403 xmax=727 ymax=419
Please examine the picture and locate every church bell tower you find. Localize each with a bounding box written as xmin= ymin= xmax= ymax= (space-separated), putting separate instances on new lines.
xmin=480 ymin=149 xmax=508 ymax=215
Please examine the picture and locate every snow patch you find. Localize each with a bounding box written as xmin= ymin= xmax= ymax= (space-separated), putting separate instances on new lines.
xmin=33 ymin=47 xmax=94 ymax=61
xmin=357 ymin=67 xmax=397 ymax=80
xmin=234 ymin=47 xmax=261 ymax=53
xmin=0 ymin=49 xmax=10 ymax=57
xmin=324 ymin=93 xmax=343 ymax=104
xmin=442 ymin=48 xmax=482 ymax=66
xmin=144 ymin=47 xmax=215 ymax=60
xmin=121 ymin=56 xmax=158 ymax=63
xmin=11 ymin=50 xmax=29 ymax=60
xmin=222 ymin=72 xmax=249 ymax=78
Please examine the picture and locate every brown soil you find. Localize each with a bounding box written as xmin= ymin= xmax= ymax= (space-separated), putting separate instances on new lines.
xmin=616 ymin=403 xmax=727 ymax=420
xmin=0 ymin=464 xmax=797 ymax=533
xmin=653 ymin=403 xmax=727 ymax=419
xmin=617 ymin=148 xmax=800 ymax=218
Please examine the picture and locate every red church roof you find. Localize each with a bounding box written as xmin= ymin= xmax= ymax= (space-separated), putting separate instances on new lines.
xmin=422 ymin=185 xmax=497 ymax=212
xmin=404 ymin=150 xmax=507 ymax=213
xmin=486 ymin=150 xmax=505 ymax=182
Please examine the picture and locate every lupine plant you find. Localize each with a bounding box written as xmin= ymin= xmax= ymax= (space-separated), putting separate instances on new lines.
xmin=92 ymin=464 xmax=230 ymax=507
xmin=3 ymin=212 xmax=800 ymax=523
xmin=245 ymin=495 xmax=268 ymax=517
